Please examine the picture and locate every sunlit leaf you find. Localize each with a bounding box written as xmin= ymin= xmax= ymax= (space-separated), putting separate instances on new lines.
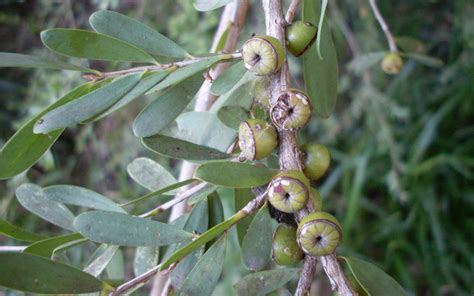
xmin=241 ymin=205 xmax=272 ymax=271
xmin=127 ymin=157 xmax=177 ymax=193
xmin=41 ymin=28 xmax=156 ymax=63
xmin=0 ymin=252 xmax=109 ymax=294
xmin=195 ymin=161 xmax=275 ymax=188
xmin=89 ymin=10 xmax=188 ymax=59
xmin=74 ymin=211 xmax=193 ymax=246
xmin=34 ymin=73 xmax=141 ymax=134
xmin=0 ymin=52 xmax=96 ymax=72
xmin=233 ymin=268 xmax=300 ymax=296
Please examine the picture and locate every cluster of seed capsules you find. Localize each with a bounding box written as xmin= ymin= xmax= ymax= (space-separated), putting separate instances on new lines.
xmin=236 ymin=21 xmax=343 ymax=265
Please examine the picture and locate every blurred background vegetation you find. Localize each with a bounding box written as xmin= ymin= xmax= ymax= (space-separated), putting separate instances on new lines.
xmin=0 ymin=0 xmax=472 ymax=295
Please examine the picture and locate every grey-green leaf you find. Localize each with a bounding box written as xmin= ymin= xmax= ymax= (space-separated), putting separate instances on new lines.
xmin=16 ymin=183 xmax=75 ymax=231
xmin=127 ymin=157 xmax=177 ymax=193
xmin=341 ymin=256 xmax=407 ymax=296
xmin=211 ymin=61 xmax=246 ymax=95
xmin=43 ymin=185 xmax=124 ymax=213
xmin=133 ymin=74 xmax=203 ymax=137
xmin=188 ymin=183 xmax=219 ymax=205
xmin=84 ymin=245 xmax=120 ymax=277
xmin=134 ymin=246 xmax=159 ymax=277
xmin=241 ymin=205 xmax=272 ymax=271
xmin=0 ymin=52 xmax=96 ymax=72
xmin=303 ymin=0 xmax=339 ymax=118
xmin=194 ymin=0 xmax=234 ymax=11
xmin=41 ymin=28 xmax=156 ymax=63
xmin=235 ymin=188 xmax=256 ymax=246
xmin=195 ymin=161 xmax=275 ymax=188
xmin=23 ymin=232 xmax=84 ymax=258
xmin=178 ymin=234 xmax=227 ymax=296
xmin=74 ymin=211 xmax=193 ymax=246
xmin=233 ymin=268 xmax=300 ymax=296
xmin=0 ymin=219 xmax=46 ymax=242
xmin=143 ymin=134 xmax=233 ymax=162
xmin=34 ymin=73 xmax=141 ymax=134
xmin=0 ymin=252 xmax=108 ymax=294
xmin=217 ymin=105 xmax=248 ymax=130
xmin=89 ymin=10 xmax=188 ymax=59
xmin=402 ymin=53 xmax=444 ymax=68
xmin=0 ymin=80 xmax=107 ymax=180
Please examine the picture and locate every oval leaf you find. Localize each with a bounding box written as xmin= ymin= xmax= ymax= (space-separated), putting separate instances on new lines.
xmin=217 ymin=105 xmax=248 ymax=130
xmin=0 ymin=52 xmax=95 ymax=72
xmin=84 ymin=245 xmax=120 ymax=277
xmin=303 ymin=0 xmax=339 ymax=118
xmin=43 ymin=185 xmax=124 ymax=213
xmin=41 ymin=28 xmax=156 ymax=63
xmin=34 ymin=73 xmax=141 ymax=134
xmin=341 ymin=256 xmax=407 ymax=296
xmin=23 ymin=233 xmax=84 ymax=258
xmin=16 ymin=183 xmax=75 ymax=231
xmin=210 ymin=61 xmax=246 ymax=96
xmin=90 ymin=10 xmax=188 ymax=59
xmin=0 ymin=81 xmax=107 ymax=179
xmin=235 ymin=188 xmax=256 ymax=246
xmin=0 ymin=219 xmax=46 ymax=242
xmin=233 ymin=268 xmax=300 ymax=296
xmin=0 ymin=252 xmax=107 ymax=294
xmin=194 ymin=0 xmax=234 ymax=11
xmin=179 ymin=234 xmax=227 ymax=296
xmin=133 ymin=73 xmax=203 ymax=137
xmin=134 ymin=246 xmax=159 ymax=277
xmin=143 ymin=134 xmax=232 ymax=162
xmin=195 ymin=162 xmax=275 ymax=188
xmin=402 ymin=52 xmax=443 ymax=68
xmin=74 ymin=211 xmax=193 ymax=246
xmin=241 ymin=205 xmax=272 ymax=271
xmin=127 ymin=157 xmax=177 ymax=193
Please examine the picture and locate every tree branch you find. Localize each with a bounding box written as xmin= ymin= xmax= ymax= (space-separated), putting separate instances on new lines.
xmin=368 ymin=0 xmax=398 ymax=53
xmin=285 ymin=0 xmax=300 ymax=24
xmin=111 ymin=264 xmax=164 ymax=296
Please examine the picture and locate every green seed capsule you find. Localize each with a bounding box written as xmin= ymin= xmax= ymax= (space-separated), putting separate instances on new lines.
xmin=286 ymin=21 xmax=317 ymax=57
xmin=268 ymin=170 xmax=310 ymax=213
xmin=238 ymin=119 xmax=278 ymax=160
xmin=241 ymin=35 xmax=284 ymax=76
xmin=297 ymin=212 xmax=342 ymax=257
xmin=270 ymin=89 xmax=312 ymax=130
xmin=381 ymin=53 xmax=404 ymax=74
xmin=272 ymin=224 xmax=304 ymax=265
xmin=301 ymin=143 xmax=330 ymax=181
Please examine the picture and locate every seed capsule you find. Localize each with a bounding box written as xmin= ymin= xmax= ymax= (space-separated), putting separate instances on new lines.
xmin=238 ymin=119 xmax=278 ymax=160
xmin=241 ymin=35 xmax=284 ymax=76
xmin=309 ymin=188 xmax=323 ymax=212
xmin=286 ymin=21 xmax=317 ymax=57
xmin=268 ymin=170 xmax=310 ymax=213
xmin=301 ymin=143 xmax=330 ymax=181
xmin=272 ymin=224 xmax=304 ymax=265
xmin=270 ymin=89 xmax=312 ymax=130
xmin=297 ymin=212 xmax=342 ymax=257
xmin=381 ymin=52 xmax=404 ymax=74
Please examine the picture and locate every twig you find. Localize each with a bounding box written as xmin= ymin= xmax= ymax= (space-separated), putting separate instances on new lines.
xmin=0 ymin=246 xmax=27 ymax=252
xmin=285 ymin=0 xmax=300 ymax=24
xmin=368 ymin=0 xmax=398 ymax=53
xmin=83 ymin=53 xmax=242 ymax=80
xmin=110 ymin=264 xmax=163 ymax=296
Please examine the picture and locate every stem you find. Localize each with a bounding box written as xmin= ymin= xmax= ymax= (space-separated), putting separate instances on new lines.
xmin=0 ymin=246 xmax=26 ymax=252
xmin=368 ymin=0 xmax=398 ymax=53
xmin=110 ymin=264 xmax=163 ymax=296
xmin=285 ymin=0 xmax=300 ymax=24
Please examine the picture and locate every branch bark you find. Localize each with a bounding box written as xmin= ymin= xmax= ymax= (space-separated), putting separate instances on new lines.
xmin=263 ymin=0 xmax=356 ymax=295
xmin=368 ymin=0 xmax=398 ymax=53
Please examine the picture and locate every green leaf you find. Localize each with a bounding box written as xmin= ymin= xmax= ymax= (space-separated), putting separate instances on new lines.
xmin=195 ymin=161 xmax=275 ymax=188
xmin=134 ymin=246 xmax=159 ymax=277
xmin=209 ymin=72 xmax=256 ymax=112
xmin=0 ymin=253 xmax=109 ymax=294
xmin=95 ymin=70 xmax=171 ymax=120
xmin=16 ymin=183 xmax=75 ymax=231
xmin=146 ymin=55 xmax=232 ymax=95
xmin=143 ymin=134 xmax=233 ymax=162
xmin=40 ymin=28 xmax=156 ymax=63
xmin=0 ymin=52 xmax=96 ymax=72
xmin=23 ymin=233 xmax=84 ymax=258
xmin=133 ymin=73 xmax=203 ymax=137
xmin=315 ymin=0 xmax=329 ymax=59
xmin=74 ymin=211 xmax=193 ymax=246
xmin=188 ymin=183 xmax=219 ymax=205
xmin=84 ymin=245 xmax=120 ymax=277
xmin=341 ymin=256 xmax=407 ymax=296
xmin=127 ymin=157 xmax=177 ymax=193
xmin=394 ymin=36 xmax=427 ymax=54
xmin=0 ymin=80 xmax=107 ymax=179
xmin=194 ymin=0 xmax=234 ymax=11
xmin=401 ymin=52 xmax=444 ymax=68
xmin=233 ymin=268 xmax=300 ymax=296
xmin=211 ymin=61 xmax=246 ymax=96
xmin=347 ymin=52 xmax=385 ymax=74
xmin=34 ymin=73 xmax=141 ymax=134
xmin=121 ymin=179 xmax=196 ymax=206
xmin=303 ymin=0 xmax=339 ymax=118
xmin=217 ymin=105 xmax=248 ymax=130
xmin=43 ymin=185 xmax=125 ymax=213
xmin=0 ymin=219 xmax=46 ymax=242
xmin=241 ymin=205 xmax=272 ymax=271
xmin=179 ymin=234 xmax=227 ymax=296
xmin=89 ymin=10 xmax=188 ymax=59
xmin=235 ymin=188 xmax=256 ymax=246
